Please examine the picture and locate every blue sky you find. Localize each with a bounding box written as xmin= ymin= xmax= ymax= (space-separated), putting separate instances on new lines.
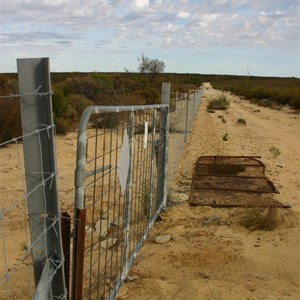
xmin=1 ymin=0 xmax=299 ymax=77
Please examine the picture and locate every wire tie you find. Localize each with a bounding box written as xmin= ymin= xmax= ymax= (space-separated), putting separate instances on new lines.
xmin=36 ymin=85 xmax=42 ymax=92
xmin=49 ymin=172 xmax=55 ymax=190
xmin=23 ymin=193 xmax=28 ymax=202
xmin=46 ymin=126 xmax=52 ymax=139
xmin=5 ymin=272 xmax=11 ymax=281
xmin=52 ymin=221 xmax=59 ymax=237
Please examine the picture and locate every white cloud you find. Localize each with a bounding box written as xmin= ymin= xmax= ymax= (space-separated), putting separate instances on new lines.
xmin=1 ymin=0 xmax=299 ymax=75
xmin=177 ymin=11 xmax=190 ymax=19
xmin=132 ymin=0 xmax=150 ymax=10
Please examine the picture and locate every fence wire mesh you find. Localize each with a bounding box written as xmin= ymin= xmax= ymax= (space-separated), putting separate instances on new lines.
xmin=0 ymin=75 xmax=203 ymax=300
xmin=72 ymin=105 xmax=168 ymax=300
xmin=0 ymin=86 xmax=53 ymax=100
xmin=0 ymin=125 xmax=66 ymax=300
xmin=168 ymin=89 xmax=203 ymax=181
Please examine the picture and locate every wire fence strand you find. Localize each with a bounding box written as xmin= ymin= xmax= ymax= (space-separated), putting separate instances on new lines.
xmin=1 ymin=82 xmax=203 ymax=300
xmin=0 ymin=86 xmax=53 ymax=100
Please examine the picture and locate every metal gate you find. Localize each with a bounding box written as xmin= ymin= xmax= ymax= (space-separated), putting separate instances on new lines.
xmin=71 ymin=105 xmax=169 ymax=299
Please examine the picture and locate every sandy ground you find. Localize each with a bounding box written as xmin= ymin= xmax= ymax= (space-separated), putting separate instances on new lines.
xmin=116 ymin=83 xmax=300 ymax=300
xmin=0 ymin=83 xmax=299 ymax=299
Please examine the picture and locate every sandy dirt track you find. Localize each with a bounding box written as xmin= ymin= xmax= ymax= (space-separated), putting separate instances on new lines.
xmin=116 ymin=83 xmax=300 ymax=300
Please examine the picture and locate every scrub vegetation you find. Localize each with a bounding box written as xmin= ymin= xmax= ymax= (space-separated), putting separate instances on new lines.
xmin=0 ymin=72 xmax=299 ymax=143
xmin=211 ymin=75 xmax=300 ymax=109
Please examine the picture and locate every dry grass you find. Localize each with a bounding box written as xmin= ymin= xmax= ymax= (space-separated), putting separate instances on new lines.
xmin=239 ymin=207 xmax=295 ymax=231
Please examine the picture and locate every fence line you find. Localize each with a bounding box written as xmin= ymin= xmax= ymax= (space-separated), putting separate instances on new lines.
xmin=167 ymin=87 xmax=203 ymax=183
xmin=0 ymin=86 xmax=53 ymax=100
xmin=1 ymin=58 xmax=67 ymax=299
xmin=0 ymin=125 xmax=66 ymax=299
xmin=0 ymin=57 xmax=204 ymax=300
xmin=70 ymin=104 xmax=168 ymax=299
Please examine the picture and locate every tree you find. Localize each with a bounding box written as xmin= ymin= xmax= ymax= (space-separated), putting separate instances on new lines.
xmin=137 ymin=53 xmax=165 ymax=80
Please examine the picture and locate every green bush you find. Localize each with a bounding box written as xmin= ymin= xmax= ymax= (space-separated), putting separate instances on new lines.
xmin=245 ymin=87 xmax=270 ymax=100
xmin=211 ymin=76 xmax=300 ymax=110
xmin=0 ymin=99 xmax=22 ymax=144
xmin=290 ymin=95 xmax=300 ymax=109
xmin=54 ymin=117 xmax=70 ymax=134
xmin=222 ymin=133 xmax=228 ymax=141
xmin=66 ymin=94 xmax=94 ymax=115
xmin=237 ymin=118 xmax=246 ymax=125
xmin=52 ymin=86 xmax=68 ymax=117
xmin=91 ymin=113 xmax=120 ymax=129
xmin=207 ymin=96 xmax=229 ymax=111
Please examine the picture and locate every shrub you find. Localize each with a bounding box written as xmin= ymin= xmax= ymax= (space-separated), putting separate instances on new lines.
xmin=54 ymin=117 xmax=70 ymax=134
xmin=52 ymin=86 xmax=68 ymax=117
xmin=239 ymin=208 xmax=283 ymax=231
xmin=207 ymin=109 xmax=216 ymax=113
xmin=139 ymin=85 xmax=159 ymax=104
xmin=245 ymin=87 xmax=270 ymax=100
xmin=207 ymin=96 xmax=229 ymax=111
xmin=222 ymin=133 xmax=228 ymax=141
xmin=237 ymin=118 xmax=246 ymax=125
xmin=0 ymin=99 xmax=22 ymax=144
xmin=270 ymin=146 xmax=281 ymax=157
xmin=91 ymin=113 xmax=120 ymax=129
xmin=66 ymin=94 xmax=94 ymax=116
xmin=290 ymin=95 xmax=300 ymax=109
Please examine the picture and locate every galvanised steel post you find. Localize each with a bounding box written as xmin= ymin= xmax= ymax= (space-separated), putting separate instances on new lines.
xmin=161 ymin=82 xmax=171 ymax=105
xmin=184 ymin=94 xmax=190 ymax=142
xmin=122 ymin=111 xmax=135 ymax=277
xmin=148 ymin=109 xmax=157 ymax=223
xmin=17 ymin=58 xmax=66 ymax=299
xmin=175 ymin=91 xmax=179 ymax=113
xmin=157 ymin=82 xmax=170 ymax=208
xmin=192 ymin=92 xmax=196 ymax=119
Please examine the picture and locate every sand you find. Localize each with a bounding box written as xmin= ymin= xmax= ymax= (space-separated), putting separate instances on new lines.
xmin=0 ymin=83 xmax=299 ymax=299
xmin=116 ymin=83 xmax=300 ymax=300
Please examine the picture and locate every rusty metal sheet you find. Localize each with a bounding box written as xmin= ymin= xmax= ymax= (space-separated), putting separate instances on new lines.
xmin=190 ymin=156 xmax=287 ymax=208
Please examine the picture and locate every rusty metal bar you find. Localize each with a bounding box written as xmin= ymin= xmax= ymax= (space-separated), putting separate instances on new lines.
xmin=61 ymin=212 xmax=71 ymax=300
xmin=196 ymin=155 xmax=262 ymax=159
xmin=193 ymin=174 xmax=266 ymax=179
xmin=73 ymin=209 xmax=86 ymax=300
xmin=196 ymin=162 xmax=264 ymax=167
xmin=192 ymin=186 xmax=276 ymax=193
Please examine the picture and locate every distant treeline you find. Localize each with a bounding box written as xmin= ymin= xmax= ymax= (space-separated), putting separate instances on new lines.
xmin=0 ymin=72 xmax=299 ymax=143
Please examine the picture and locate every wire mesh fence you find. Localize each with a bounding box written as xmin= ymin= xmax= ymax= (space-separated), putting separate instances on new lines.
xmin=0 ymin=57 xmax=204 ymax=300
xmin=71 ymin=105 xmax=168 ymax=299
xmin=168 ymin=89 xmax=203 ymax=181
xmin=1 ymin=58 xmax=66 ymax=299
xmin=0 ymin=133 xmax=35 ymax=299
xmin=0 ymin=125 xmax=67 ymax=299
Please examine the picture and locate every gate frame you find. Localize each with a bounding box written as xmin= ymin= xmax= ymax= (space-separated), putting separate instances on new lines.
xmin=71 ymin=104 xmax=169 ymax=300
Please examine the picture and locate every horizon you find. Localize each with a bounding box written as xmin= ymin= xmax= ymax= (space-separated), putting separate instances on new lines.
xmin=1 ymin=0 xmax=299 ymax=77
xmin=1 ymin=69 xmax=299 ymax=79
